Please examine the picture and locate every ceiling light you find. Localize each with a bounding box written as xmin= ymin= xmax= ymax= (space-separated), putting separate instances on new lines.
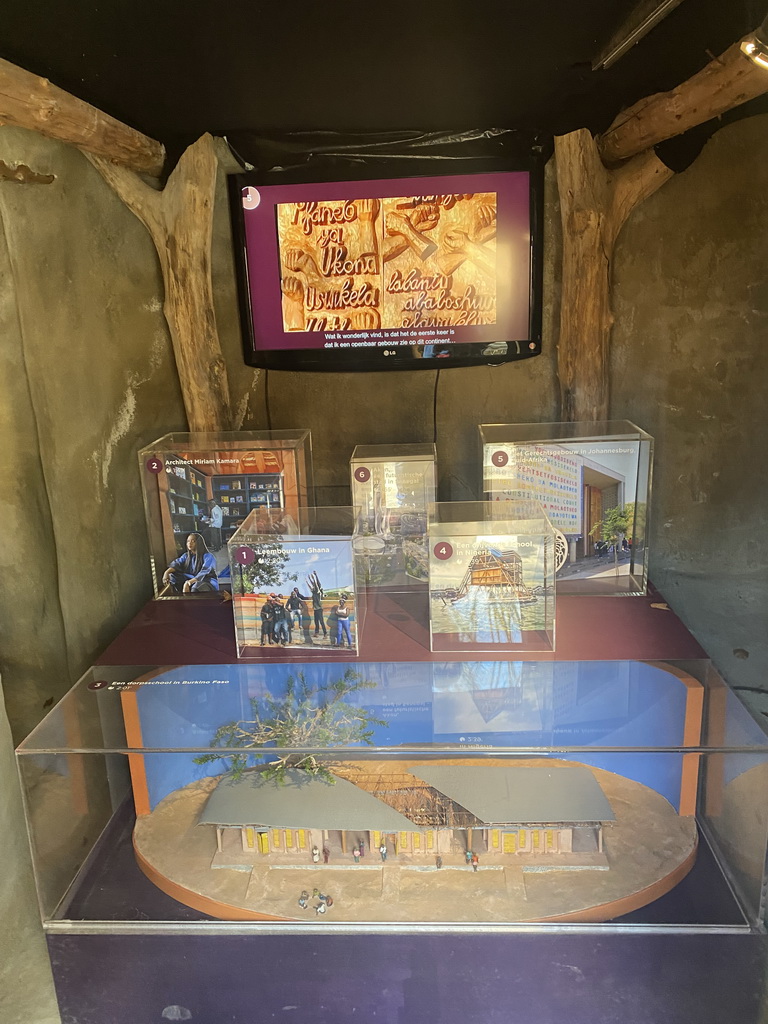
xmin=741 ymin=15 xmax=768 ymax=70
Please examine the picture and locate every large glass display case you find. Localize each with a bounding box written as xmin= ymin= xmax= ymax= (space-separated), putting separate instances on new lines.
xmin=139 ymin=430 xmax=313 ymax=599
xmin=350 ymin=443 xmax=436 ymax=590
xmin=428 ymin=500 xmax=556 ymax=653
xmin=227 ymin=506 xmax=363 ymax=657
xmin=479 ymin=421 xmax=653 ymax=596
xmin=17 ymin=657 xmax=768 ymax=932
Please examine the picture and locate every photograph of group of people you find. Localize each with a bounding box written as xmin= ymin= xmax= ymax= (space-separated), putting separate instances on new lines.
xmin=257 ymin=583 xmax=355 ymax=650
xmin=233 ymin=538 xmax=358 ymax=654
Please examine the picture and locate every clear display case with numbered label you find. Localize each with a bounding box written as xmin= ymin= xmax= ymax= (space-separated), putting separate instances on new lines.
xmin=350 ymin=443 xmax=436 ymax=590
xmin=427 ymin=500 xmax=556 ymax=653
xmin=139 ymin=430 xmax=313 ymax=599
xmin=228 ymin=505 xmax=363 ymax=657
xmin=480 ymin=421 xmax=653 ymax=596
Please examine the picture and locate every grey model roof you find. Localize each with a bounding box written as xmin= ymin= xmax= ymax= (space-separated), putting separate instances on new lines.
xmin=199 ymin=769 xmax=422 ymax=831
xmin=410 ymin=766 xmax=615 ymax=824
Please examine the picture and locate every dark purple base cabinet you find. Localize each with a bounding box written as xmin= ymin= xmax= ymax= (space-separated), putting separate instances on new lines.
xmin=48 ymin=932 xmax=768 ymax=1024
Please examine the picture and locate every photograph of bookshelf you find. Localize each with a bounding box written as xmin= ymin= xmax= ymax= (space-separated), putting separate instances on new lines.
xmin=212 ymin=473 xmax=284 ymax=538
xmin=167 ymin=462 xmax=208 ymax=537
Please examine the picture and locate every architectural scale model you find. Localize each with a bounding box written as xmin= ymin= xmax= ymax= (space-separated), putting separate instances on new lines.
xmin=119 ymin=659 xmax=704 ymax=924
xmin=131 ymin=755 xmax=698 ymax=924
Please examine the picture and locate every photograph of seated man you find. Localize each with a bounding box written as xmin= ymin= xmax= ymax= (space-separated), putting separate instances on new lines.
xmin=162 ymin=533 xmax=219 ymax=595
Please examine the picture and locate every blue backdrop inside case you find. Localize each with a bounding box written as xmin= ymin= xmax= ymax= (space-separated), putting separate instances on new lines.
xmin=132 ymin=661 xmax=693 ymax=811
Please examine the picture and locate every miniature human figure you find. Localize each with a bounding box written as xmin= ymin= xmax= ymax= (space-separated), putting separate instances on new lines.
xmin=353 ymin=846 xmax=360 ymax=864
xmin=465 ymin=850 xmax=472 ymax=865
xmin=162 ymin=533 xmax=219 ymax=594
xmin=358 ymin=839 xmax=365 ymax=858
xmin=201 ymin=499 xmax=224 ymax=551
xmin=379 ymin=842 xmax=387 ymax=862
xmin=272 ymin=595 xmax=290 ymax=645
xmin=324 ymin=895 xmax=334 ymax=907
xmin=322 ymin=847 xmax=330 ymax=864
xmin=312 ymin=845 xmax=320 ymax=864
xmin=334 ymin=596 xmax=353 ymax=648
xmin=298 ymin=891 xmax=309 ymax=909
xmin=471 ymin=853 xmax=479 ymax=872
xmin=435 ymin=855 xmax=443 ymax=869
xmin=260 ymin=596 xmax=276 ymax=645
xmin=315 ymin=901 xmax=327 ymax=915
xmin=286 ymin=587 xmax=310 ymax=630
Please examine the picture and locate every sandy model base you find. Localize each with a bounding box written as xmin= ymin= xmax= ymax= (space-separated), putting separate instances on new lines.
xmin=132 ymin=758 xmax=697 ymax=923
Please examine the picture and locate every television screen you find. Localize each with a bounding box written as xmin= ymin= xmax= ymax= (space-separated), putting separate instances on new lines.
xmin=229 ymin=150 xmax=544 ymax=372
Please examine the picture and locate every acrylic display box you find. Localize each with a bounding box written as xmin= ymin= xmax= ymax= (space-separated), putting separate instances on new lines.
xmin=139 ymin=430 xmax=313 ymax=599
xmin=350 ymin=443 xmax=436 ymax=590
xmin=228 ymin=505 xmax=363 ymax=658
xmin=16 ymin=658 xmax=768 ymax=934
xmin=428 ymin=500 xmax=556 ymax=653
xmin=479 ymin=421 xmax=653 ymax=597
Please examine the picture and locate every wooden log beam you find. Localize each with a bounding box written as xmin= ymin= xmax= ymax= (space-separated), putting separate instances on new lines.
xmin=0 ymin=57 xmax=165 ymax=176
xmin=555 ymin=130 xmax=673 ymax=421
xmin=598 ymin=40 xmax=768 ymax=165
xmin=87 ymin=134 xmax=232 ymax=431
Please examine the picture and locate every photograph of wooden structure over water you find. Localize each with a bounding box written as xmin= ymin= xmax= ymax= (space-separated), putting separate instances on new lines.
xmin=429 ymin=534 xmax=554 ymax=651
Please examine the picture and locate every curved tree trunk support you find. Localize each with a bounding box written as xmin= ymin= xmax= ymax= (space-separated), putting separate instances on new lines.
xmin=87 ymin=135 xmax=233 ymax=431
xmin=0 ymin=56 xmax=165 ymax=177
xmin=556 ymin=37 xmax=768 ymax=422
xmin=555 ymin=130 xmax=673 ymax=421
xmin=598 ymin=39 xmax=768 ymax=165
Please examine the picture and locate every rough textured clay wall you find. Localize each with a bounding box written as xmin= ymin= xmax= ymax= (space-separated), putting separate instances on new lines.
xmin=0 ymin=127 xmax=248 ymax=1023
xmin=611 ymin=114 xmax=768 ymax=700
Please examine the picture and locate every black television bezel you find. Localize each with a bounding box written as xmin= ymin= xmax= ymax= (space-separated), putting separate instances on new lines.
xmin=228 ymin=143 xmax=545 ymax=373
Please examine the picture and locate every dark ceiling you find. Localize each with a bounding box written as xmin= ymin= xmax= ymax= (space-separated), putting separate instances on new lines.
xmin=1 ymin=0 xmax=765 ymax=167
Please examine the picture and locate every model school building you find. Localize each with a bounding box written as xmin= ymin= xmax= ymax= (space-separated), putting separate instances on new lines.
xmin=199 ymin=764 xmax=615 ymax=861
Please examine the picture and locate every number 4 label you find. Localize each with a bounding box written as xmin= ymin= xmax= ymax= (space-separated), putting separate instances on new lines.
xmin=433 ymin=542 xmax=453 ymax=560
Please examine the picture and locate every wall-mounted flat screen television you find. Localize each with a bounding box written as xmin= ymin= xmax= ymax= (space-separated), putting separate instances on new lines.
xmin=228 ymin=133 xmax=545 ymax=372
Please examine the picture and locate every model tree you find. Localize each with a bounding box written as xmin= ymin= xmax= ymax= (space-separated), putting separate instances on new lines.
xmin=194 ymin=668 xmax=386 ymax=783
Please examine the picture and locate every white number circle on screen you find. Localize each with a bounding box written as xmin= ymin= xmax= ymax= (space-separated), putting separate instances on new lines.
xmin=242 ymin=187 xmax=261 ymax=210
xmin=433 ymin=542 xmax=453 ymax=560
